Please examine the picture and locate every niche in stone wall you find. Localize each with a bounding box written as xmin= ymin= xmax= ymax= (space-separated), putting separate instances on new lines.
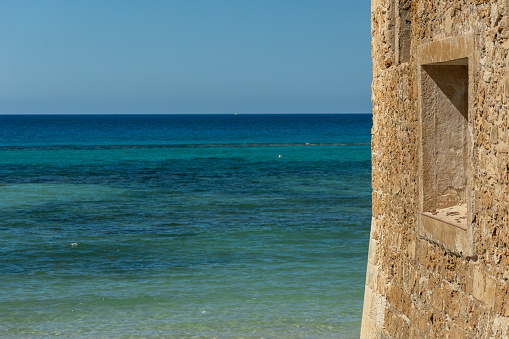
xmin=418 ymin=34 xmax=475 ymax=257
xmin=421 ymin=60 xmax=468 ymax=220
xmin=396 ymin=0 xmax=411 ymax=64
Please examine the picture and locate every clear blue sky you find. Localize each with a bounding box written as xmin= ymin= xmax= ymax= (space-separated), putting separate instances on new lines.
xmin=0 ymin=0 xmax=371 ymax=114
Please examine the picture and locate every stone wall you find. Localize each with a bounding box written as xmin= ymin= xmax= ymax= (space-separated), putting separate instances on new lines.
xmin=361 ymin=0 xmax=509 ymax=338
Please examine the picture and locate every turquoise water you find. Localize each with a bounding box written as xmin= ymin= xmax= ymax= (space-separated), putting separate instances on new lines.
xmin=0 ymin=114 xmax=371 ymax=338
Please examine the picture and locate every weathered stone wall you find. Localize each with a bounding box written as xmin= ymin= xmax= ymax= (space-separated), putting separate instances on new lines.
xmin=361 ymin=0 xmax=509 ymax=338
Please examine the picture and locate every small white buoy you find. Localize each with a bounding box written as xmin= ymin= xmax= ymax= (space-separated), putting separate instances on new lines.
xmin=71 ymin=243 xmax=78 ymax=247
xmin=278 ymin=155 xmax=282 ymax=158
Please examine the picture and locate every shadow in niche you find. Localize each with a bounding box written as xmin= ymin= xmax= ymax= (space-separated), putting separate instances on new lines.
xmin=422 ymin=61 xmax=468 ymax=120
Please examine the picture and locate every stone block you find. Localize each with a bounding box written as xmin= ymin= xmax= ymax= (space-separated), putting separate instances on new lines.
xmin=389 ymin=283 xmax=403 ymax=311
xmin=366 ymin=262 xmax=377 ymax=287
xmin=377 ymin=271 xmax=388 ymax=296
xmin=360 ymin=312 xmax=376 ymax=339
xmin=368 ymin=237 xmax=378 ymax=265
xmin=362 ymin=284 xmax=375 ymax=319
xmin=465 ymin=272 xmax=474 ymax=295
xmin=485 ymin=275 xmax=497 ymax=308
xmin=401 ymin=289 xmax=411 ymax=315
xmin=450 ymin=324 xmax=468 ymax=339
xmin=491 ymin=315 xmax=509 ymax=338
xmin=457 ymin=292 xmax=471 ymax=329
xmin=505 ymin=295 xmax=509 ymax=318
xmin=432 ymin=284 xmax=444 ymax=311
xmin=472 ymin=268 xmax=487 ymax=302
xmin=401 ymin=320 xmax=410 ymax=339
xmin=444 ymin=283 xmax=460 ymax=320
xmin=416 ymin=276 xmax=428 ymax=303
xmin=430 ymin=310 xmax=446 ymax=338
xmin=411 ymin=304 xmax=429 ymax=334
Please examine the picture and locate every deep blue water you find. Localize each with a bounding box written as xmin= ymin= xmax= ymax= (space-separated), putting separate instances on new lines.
xmin=0 ymin=114 xmax=371 ymax=338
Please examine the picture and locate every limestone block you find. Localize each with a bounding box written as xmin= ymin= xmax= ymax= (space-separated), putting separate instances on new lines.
xmin=444 ymin=283 xmax=461 ymax=320
xmin=491 ymin=315 xmax=509 ymax=338
xmin=457 ymin=291 xmax=472 ymax=329
xmin=485 ymin=275 xmax=497 ymax=308
xmin=368 ymin=235 xmax=378 ymax=265
xmin=410 ymin=304 xmax=429 ymax=333
xmin=401 ymin=289 xmax=412 ymax=315
xmin=432 ymin=283 xmax=444 ymax=311
xmin=450 ymin=324 xmax=468 ymax=339
xmin=360 ymin=315 xmax=376 ymax=339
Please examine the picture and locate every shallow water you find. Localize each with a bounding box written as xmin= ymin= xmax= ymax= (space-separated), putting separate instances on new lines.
xmin=0 ymin=114 xmax=371 ymax=338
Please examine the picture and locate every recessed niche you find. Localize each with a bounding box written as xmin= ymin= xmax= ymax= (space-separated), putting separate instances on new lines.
xmin=417 ymin=35 xmax=475 ymax=257
xmin=421 ymin=60 xmax=468 ymax=228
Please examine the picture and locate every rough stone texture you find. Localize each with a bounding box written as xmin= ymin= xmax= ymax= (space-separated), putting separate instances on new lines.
xmin=361 ymin=0 xmax=509 ymax=338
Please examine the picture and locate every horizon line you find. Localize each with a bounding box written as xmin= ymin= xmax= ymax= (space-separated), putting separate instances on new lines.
xmin=0 ymin=112 xmax=373 ymax=115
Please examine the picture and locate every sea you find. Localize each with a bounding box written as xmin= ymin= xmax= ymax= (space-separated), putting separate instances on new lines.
xmin=0 ymin=114 xmax=372 ymax=338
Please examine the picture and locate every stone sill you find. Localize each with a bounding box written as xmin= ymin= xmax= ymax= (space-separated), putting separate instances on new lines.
xmin=420 ymin=204 xmax=472 ymax=256
xmin=422 ymin=204 xmax=467 ymax=230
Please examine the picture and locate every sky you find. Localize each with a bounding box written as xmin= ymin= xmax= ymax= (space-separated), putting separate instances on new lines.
xmin=0 ymin=0 xmax=371 ymax=114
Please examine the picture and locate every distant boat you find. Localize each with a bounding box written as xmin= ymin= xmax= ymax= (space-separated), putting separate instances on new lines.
xmin=235 ymin=112 xmax=238 ymax=116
